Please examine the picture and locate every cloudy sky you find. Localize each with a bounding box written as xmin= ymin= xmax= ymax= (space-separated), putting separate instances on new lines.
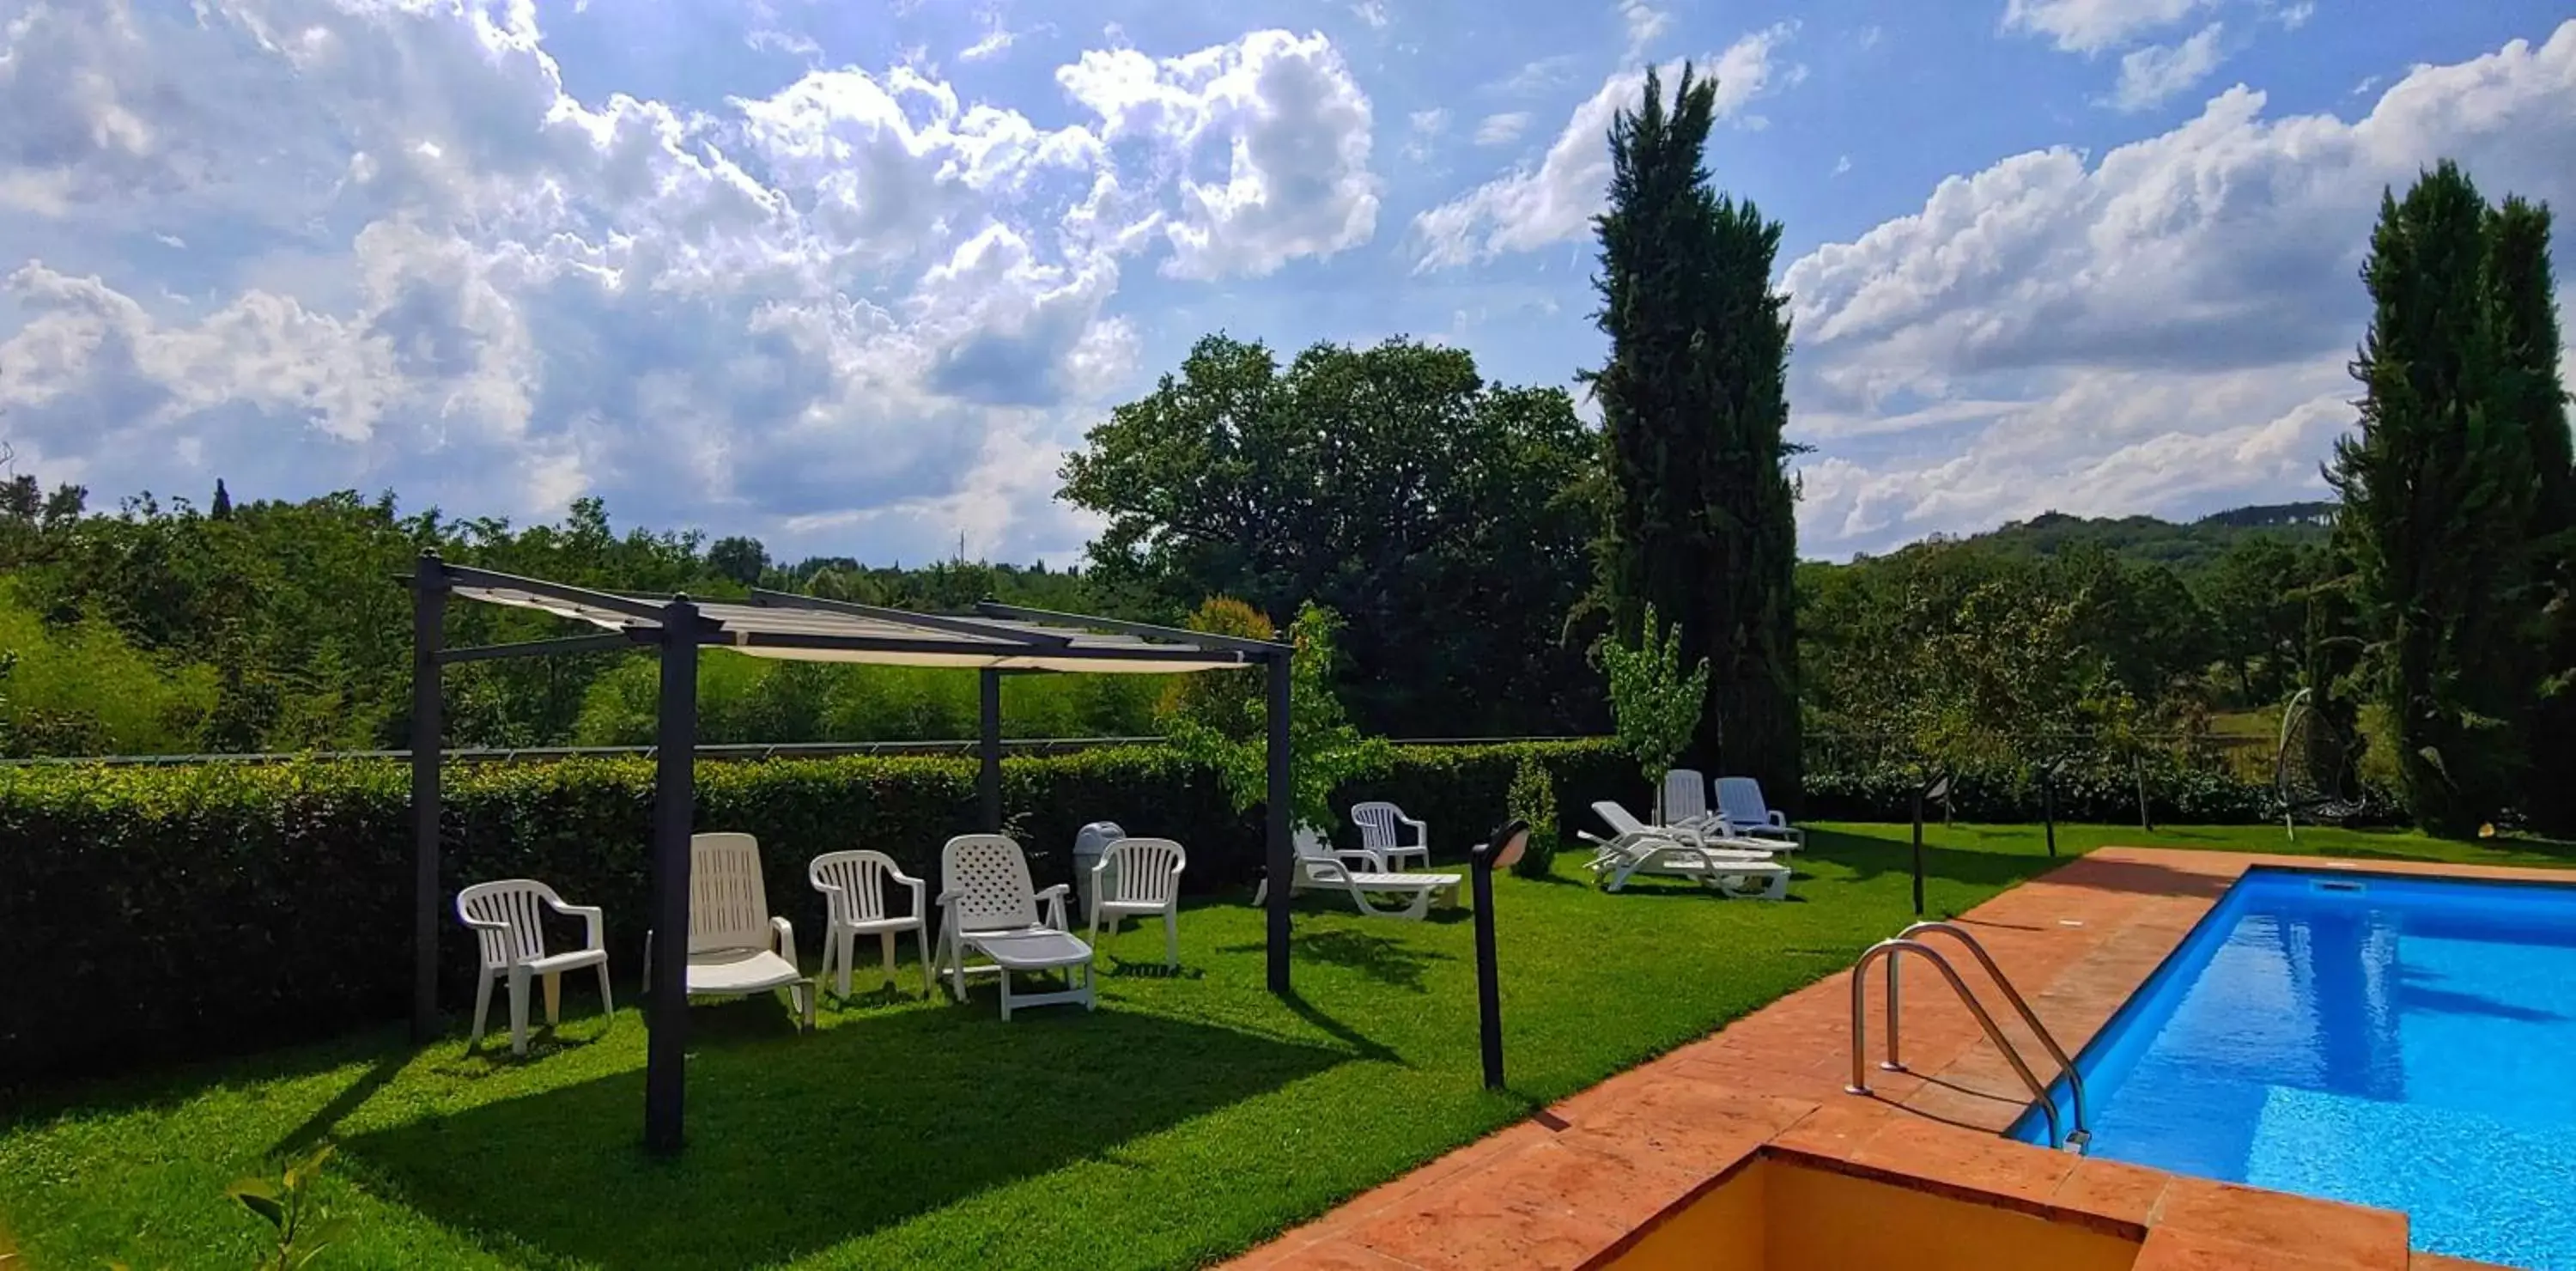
xmin=2 ymin=1 xmax=2571 ymax=564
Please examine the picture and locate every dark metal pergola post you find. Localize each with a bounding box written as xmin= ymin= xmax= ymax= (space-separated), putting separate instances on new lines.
xmin=979 ymin=668 xmax=1004 ymax=832
xmin=1264 ymin=649 xmax=1292 ymax=994
xmin=409 ymin=552 xmax=448 ymax=1044
xmin=643 ymin=596 xmax=700 ymax=1156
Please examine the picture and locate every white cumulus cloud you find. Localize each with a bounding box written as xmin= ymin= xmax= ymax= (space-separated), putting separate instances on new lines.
xmin=1411 ymin=24 xmax=1798 ymax=271
xmin=2003 ymin=0 xmax=2211 ymax=54
xmin=2107 ymin=22 xmax=2227 ymax=112
xmin=1785 ymin=20 xmax=2576 ymax=557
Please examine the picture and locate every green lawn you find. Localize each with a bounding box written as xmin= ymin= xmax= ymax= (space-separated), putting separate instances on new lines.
xmin=4 ymin=824 xmax=2567 ymax=1270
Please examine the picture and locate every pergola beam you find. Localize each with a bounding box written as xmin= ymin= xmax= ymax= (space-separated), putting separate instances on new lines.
xmin=974 ymin=601 xmax=1287 ymax=657
xmin=441 ymin=563 xmax=678 ymax=623
xmin=750 ymin=588 xmax=1077 ymax=648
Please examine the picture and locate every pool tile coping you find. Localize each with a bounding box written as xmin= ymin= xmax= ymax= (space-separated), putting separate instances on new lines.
xmin=1220 ymin=847 xmax=2555 ymax=1271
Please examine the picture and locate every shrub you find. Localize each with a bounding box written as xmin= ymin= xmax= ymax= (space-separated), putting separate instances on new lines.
xmin=0 ymin=739 xmax=1623 ymax=1081
xmin=1505 ymin=757 xmax=1559 ymax=879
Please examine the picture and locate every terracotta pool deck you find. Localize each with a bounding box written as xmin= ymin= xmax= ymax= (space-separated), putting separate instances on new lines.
xmin=1224 ymin=847 xmax=2561 ymax=1271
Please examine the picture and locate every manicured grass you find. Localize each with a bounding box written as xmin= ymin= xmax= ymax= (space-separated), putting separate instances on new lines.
xmin=3 ymin=824 xmax=2567 ymax=1270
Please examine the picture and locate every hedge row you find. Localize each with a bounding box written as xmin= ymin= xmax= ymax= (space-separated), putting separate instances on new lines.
xmin=0 ymin=739 xmax=2348 ymax=1082
xmin=0 ymin=741 xmax=1632 ymax=1081
xmin=1802 ymin=754 xmax=2402 ymax=825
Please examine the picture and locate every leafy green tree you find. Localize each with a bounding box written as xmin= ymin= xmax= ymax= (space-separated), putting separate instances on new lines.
xmin=1587 ymin=63 xmax=1802 ymax=807
xmin=2326 ymin=162 xmax=2549 ymax=833
xmin=2489 ymin=197 xmax=2576 ymax=833
xmin=1597 ymin=603 xmax=1710 ymax=818
xmin=1166 ymin=604 xmax=1390 ymax=835
xmin=1060 ymin=334 xmax=1601 ymax=738
xmin=706 ymin=535 xmax=770 ymax=588
xmin=1505 ymin=755 xmax=1559 ymax=879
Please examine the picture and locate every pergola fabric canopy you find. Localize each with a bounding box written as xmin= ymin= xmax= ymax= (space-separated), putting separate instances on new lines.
xmin=451 ymin=581 xmax=1261 ymax=674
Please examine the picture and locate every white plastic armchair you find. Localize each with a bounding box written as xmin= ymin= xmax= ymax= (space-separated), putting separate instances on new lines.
xmin=643 ymin=832 xmax=815 ymax=1030
xmin=1350 ymin=802 xmax=1432 ymax=872
xmin=1088 ymin=837 xmax=1187 ymax=969
xmin=809 ymin=849 xmax=932 ymax=998
xmin=455 ymin=879 xmax=611 ymax=1056
xmin=1715 ymin=776 xmax=1806 ymax=849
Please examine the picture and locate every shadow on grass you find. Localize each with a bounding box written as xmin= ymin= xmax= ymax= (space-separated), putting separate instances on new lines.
xmin=1799 ymin=829 xmax=2065 ymax=892
xmin=343 ymin=1002 xmax=1342 ymax=1270
xmin=1219 ymin=927 xmax=1453 ymax=993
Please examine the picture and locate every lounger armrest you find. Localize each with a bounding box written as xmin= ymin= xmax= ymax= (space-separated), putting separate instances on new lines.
xmin=1334 ymin=847 xmax=1389 ymax=872
xmin=900 ymin=873 xmax=927 ymax=918
xmin=1036 ymin=883 xmax=1071 ymax=930
xmin=544 ymin=897 xmax=607 ymax=952
xmin=770 ymin=915 xmax=799 ymax=966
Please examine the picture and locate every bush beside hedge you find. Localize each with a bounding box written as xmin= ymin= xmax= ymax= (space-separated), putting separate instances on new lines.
xmin=0 ymin=741 xmax=1627 ymax=1081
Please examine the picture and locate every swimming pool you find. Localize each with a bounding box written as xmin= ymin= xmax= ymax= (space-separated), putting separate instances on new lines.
xmin=2012 ymin=867 xmax=2576 ymax=1268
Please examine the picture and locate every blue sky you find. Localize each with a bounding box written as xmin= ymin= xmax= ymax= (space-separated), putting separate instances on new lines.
xmin=1 ymin=0 xmax=2570 ymax=565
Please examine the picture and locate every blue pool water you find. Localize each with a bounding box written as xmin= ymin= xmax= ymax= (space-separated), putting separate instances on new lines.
xmin=2010 ymin=867 xmax=2576 ymax=1268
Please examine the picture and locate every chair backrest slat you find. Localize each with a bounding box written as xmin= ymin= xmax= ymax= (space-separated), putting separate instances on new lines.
xmin=943 ymin=834 xmax=1038 ymax=932
xmin=690 ymin=832 xmax=773 ymax=953
xmin=1103 ymin=838 xmax=1186 ymax=905
xmin=457 ymin=879 xmax=560 ymax=969
xmin=1662 ymin=769 xmax=1710 ymax=824
xmin=1351 ymin=802 xmax=1407 ymax=850
xmin=809 ymin=850 xmax=902 ymax=925
xmin=1716 ymin=776 xmax=1769 ymax=824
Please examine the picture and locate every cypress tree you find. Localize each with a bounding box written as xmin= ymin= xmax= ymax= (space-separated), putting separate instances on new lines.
xmin=1587 ymin=64 xmax=1803 ymax=806
xmin=210 ymin=478 xmax=233 ymax=521
xmin=2488 ymin=198 xmax=2576 ymax=833
xmin=2326 ymin=162 xmax=2543 ymax=835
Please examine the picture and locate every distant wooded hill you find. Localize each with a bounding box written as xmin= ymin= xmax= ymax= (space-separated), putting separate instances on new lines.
xmin=1909 ymin=501 xmax=2336 ymax=575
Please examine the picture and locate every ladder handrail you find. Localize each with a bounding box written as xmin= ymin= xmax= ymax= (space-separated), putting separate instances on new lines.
xmin=1893 ymin=921 xmax=2091 ymax=1142
xmin=1847 ymin=940 xmax=2066 ymax=1149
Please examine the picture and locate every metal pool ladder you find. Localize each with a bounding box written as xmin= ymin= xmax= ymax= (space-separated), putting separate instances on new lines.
xmin=1844 ymin=921 xmax=2092 ymax=1151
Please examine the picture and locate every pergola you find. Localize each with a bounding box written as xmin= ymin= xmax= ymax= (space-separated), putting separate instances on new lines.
xmin=403 ymin=551 xmax=1295 ymax=1152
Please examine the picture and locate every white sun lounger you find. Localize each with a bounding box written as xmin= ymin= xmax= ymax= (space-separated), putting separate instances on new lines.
xmin=1715 ymin=776 xmax=1807 ymax=848
xmin=1584 ymin=801 xmax=1789 ymax=898
xmin=1253 ymin=829 xmax=1461 ymax=921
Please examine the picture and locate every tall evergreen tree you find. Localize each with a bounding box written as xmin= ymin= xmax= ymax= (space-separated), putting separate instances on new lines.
xmin=2326 ymin=162 xmax=2546 ymax=835
xmin=2488 ymin=197 xmax=2576 ymax=833
xmin=210 ymin=479 xmax=232 ymax=521
xmin=1587 ymin=64 xmax=1803 ymax=806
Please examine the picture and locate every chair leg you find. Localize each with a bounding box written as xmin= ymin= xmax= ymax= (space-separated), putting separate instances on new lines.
xmin=470 ymin=970 xmax=495 ymax=1048
xmin=836 ymin=929 xmax=856 ymax=999
xmin=544 ymin=971 xmax=562 ymax=1027
xmin=1084 ymin=900 xmax=1102 ymax=964
xmin=1162 ymin=910 xmax=1179 ymax=970
xmin=1251 ymin=877 xmax=1268 ymax=906
xmin=507 ymin=964 xmax=532 ymax=1056
xmin=878 ymin=931 xmax=896 ymax=989
xmin=999 ymin=970 xmax=1013 ymax=1021
xmin=595 ymin=960 xmax=615 ymax=1018
xmin=914 ymin=925 xmax=934 ymax=998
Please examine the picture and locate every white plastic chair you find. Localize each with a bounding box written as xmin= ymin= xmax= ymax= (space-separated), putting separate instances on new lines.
xmin=1252 ymin=827 xmax=1461 ymax=921
xmin=1662 ymin=769 xmax=1722 ymax=830
xmin=809 ymin=849 xmax=932 ymax=998
xmin=1088 ymin=837 xmax=1187 ymax=969
xmin=455 ymin=879 xmax=611 ymax=1056
xmin=645 ymin=832 xmax=815 ymax=1030
xmin=935 ymin=834 xmax=1095 ymax=1019
xmin=1350 ymin=802 xmax=1432 ymax=872
xmin=1715 ymin=776 xmax=1807 ymax=849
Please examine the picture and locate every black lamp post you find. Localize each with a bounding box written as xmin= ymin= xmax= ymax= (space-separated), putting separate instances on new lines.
xmin=2041 ymin=757 xmax=2069 ymax=858
xmin=1911 ymin=772 xmax=1950 ymax=918
xmin=1470 ymin=819 xmax=1531 ymax=1091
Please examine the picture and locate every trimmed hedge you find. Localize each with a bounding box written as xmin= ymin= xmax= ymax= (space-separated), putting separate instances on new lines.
xmin=0 ymin=741 xmax=1627 ymax=1081
xmin=1802 ymin=753 xmax=2403 ymax=825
